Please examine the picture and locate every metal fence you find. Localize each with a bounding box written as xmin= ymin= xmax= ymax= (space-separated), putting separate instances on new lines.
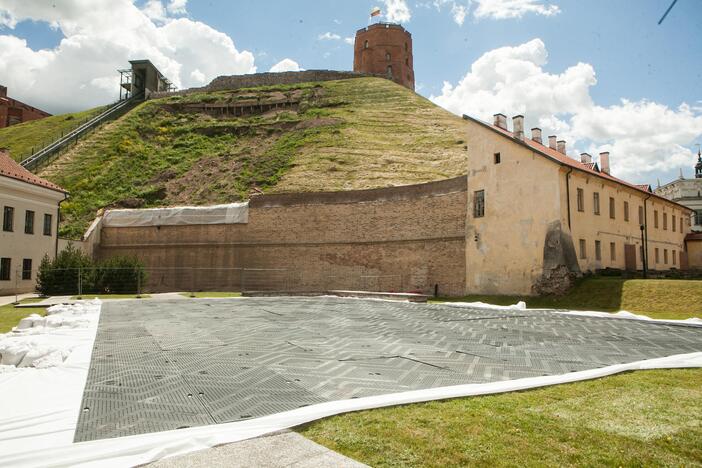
xmin=4 ymin=266 xmax=465 ymax=298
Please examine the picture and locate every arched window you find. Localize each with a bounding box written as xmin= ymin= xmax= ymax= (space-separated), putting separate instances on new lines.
xmin=405 ymin=58 xmax=409 ymax=66
xmin=385 ymin=52 xmax=391 ymax=61
xmin=404 ymin=42 xmax=408 ymax=51
xmin=364 ymin=40 xmax=369 ymax=49
xmin=387 ymin=65 xmax=393 ymax=77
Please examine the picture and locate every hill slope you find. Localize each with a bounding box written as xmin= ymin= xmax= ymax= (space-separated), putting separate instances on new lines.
xmin=0 ymin=106 xmax=106 ymax=162
xmin=38 ymin=77 xmax=469 ymax=238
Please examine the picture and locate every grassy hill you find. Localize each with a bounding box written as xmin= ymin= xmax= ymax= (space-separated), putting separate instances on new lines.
xmin=0 ymin=106 xmax=106 ymax=162
xmin=34 ymin=77 xmax=469 ymax=238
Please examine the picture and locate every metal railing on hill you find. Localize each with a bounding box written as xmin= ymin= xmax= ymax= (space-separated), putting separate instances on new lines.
xmin=20 ymin=93 xmax=144 ymax=171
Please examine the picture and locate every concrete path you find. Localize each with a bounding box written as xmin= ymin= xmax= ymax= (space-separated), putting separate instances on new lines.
xmin=146 ymin=431 xmax=366 ymax=468
xmin=0 ymin=293 xmax=38 ymax=307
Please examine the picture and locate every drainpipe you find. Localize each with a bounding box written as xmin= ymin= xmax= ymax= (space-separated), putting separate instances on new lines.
xmin=565 ymin=168 xmax=573 ymax=230
xmin=642 ymin=193 xmax=651 ymax=278
xmin=55 ymin=193 xmax=68 ymax=258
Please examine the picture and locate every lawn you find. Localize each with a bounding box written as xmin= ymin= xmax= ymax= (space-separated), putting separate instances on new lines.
xmin=298 ymin=369 xmax=702 ymax=467
xmin=0 ymin=299 xmax=47 ymax=333
xmin=179 ymin=291 xmax=242 ymax=298
xmin=433 ymin=277 xmax=702 ymax=320
xmin=0 ymin=106 xmax=105 ymax=161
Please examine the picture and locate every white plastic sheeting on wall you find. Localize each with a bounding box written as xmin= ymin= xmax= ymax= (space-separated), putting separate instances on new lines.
xmin=102 ymin=202 xmax=248 ymax=227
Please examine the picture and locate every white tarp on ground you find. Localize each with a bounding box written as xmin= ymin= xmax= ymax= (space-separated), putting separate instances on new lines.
xmin=0 ymin=300 xmax=101 ymax=465
xmin=0 ymin=299 xmax=700 ymax=468
xmin=102 ymin=202 xmax=248 ymax=227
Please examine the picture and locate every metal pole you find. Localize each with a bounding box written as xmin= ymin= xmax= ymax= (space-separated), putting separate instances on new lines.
xmin=136 ymin=269 xmax=141 ymax=298
xmin=78 ymin=267 xmax=82 ymax=299
xmin=14 ymin=267 xmax=19 ymax=305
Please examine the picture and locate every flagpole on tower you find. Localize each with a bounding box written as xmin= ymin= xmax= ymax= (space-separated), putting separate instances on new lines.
xmin=370 ymin=6 xmax=381 ymax=25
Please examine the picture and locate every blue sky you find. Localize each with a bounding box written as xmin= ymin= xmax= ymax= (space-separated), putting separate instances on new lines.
xmin=0 ymin=0 xmax=701 ymax=184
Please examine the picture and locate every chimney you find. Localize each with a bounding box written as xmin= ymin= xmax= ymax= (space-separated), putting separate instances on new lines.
xmin=512 ymin=115 xmax=524 ymax=140
xmin=493 ymin=113 xmax=507 ymax=130
xmin=0 ymin=85 xmax=6 ymax=98
xmin=599 ymin=152 xmax=610 ymax=174
xmin=548 ymin=135 xmax=557 ymax=150
xmin=557 ymin=140 xmax=566 ymax=155
xmin=580 ymin=153 xmax=592 ymax=164
xmin=531 ymin=128 xmax=542 ymax=144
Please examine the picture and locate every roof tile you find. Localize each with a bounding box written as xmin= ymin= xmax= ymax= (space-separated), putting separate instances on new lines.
xmin=0 ymin=151 xmax=66 ymax=193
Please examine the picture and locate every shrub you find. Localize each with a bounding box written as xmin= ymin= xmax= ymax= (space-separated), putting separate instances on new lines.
xmin=35 ymin=244 xmax=146 ymax=295
xmin=96 ymin=256 xmax=147 ymax=294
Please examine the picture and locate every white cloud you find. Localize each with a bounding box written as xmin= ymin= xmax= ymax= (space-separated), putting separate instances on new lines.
xmin=428 ymin=1 xmax=469 ymax=25
xmin=269 ymin=58 xmax=301 ymax=73
xmin=473 ymin=0 xmax=560 ymax=20
xmin=431 ymin=38 xmax=702 ymax=182
xmin=383 ymin=0 xmax=411 ymax=23
xmin=0 ymin=0 xmax=255 ymax=113
xmin=166 ymin=0 xmax=187 ymax=15
xmin=344 ymin=36 xmax=355 ymax=45
xmin=317 ymin=32 xmax=341 ymax=41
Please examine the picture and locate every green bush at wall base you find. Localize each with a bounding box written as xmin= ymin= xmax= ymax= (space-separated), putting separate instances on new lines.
xmin=36 ymin=244 xmax=146 ymax=295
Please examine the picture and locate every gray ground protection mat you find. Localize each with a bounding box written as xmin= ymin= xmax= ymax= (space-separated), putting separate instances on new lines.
xmin=74 ymin=297 xmax=702 ymax=442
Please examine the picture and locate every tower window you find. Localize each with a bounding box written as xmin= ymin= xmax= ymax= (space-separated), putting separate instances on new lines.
xmin=405 ymin=42 xmax=408 ymax=51
xmin=386 ymin=65 xmax=393 ymax=77
xmin=364 ymin=40 xmax=369 ymax=49
xmin=405 ymin=58 xmax=409 ymax=66
xmin=494 ymin=152 xmax=501 ymax=164
xmin=385 ymin=52 xmax=391 ymax=61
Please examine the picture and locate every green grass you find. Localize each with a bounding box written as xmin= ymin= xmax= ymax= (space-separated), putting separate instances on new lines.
xmin=37 ymin=78 xmax=469 ymax=238
xmin=70 ymin=294 xmax=150 ymax=300
xmin=0 ymin=106 xmax=106 ymax=161
xmin=179 ymin=291 xmax=242 ymax=298
xmin=433 ymin=277 xmax=702 ymax=320
xmin=298 ymin=369 xmax=702 ymax=467
xmin=0 ymin=299 xmax=47 ymax=333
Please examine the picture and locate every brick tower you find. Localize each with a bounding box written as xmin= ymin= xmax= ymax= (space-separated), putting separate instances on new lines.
xmin=353 ymin=23 xmax=414 ymax=91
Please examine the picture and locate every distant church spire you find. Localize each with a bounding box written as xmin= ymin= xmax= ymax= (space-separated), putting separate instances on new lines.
xmin=696 ymin=146 xmax=702 ymax=178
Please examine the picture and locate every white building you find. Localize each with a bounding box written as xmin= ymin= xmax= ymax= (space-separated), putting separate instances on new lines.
xmin=655 ymin=150 xmax=702 ymax=232
xmin=0 ymin=150 xmax=67 ymax=295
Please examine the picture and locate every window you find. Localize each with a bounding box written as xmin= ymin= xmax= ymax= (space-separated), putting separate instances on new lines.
xmin=664 ymin=249 xmax=668 ymax=265
xmin=576 ymin=188 xmax=584 ymax=212
xmin=473 ymin=190 xmax=485 ymax=218
xmin=695 ymin=210 xmax=702 ymax=226
xmin=673 ymin=250 xmax=677 ymax=266
xmin=385 ymin=52 xmax=391 ymax=61
xmin=386 ymin=65 xmax=392 ymax=77
xmin=663 ymin=213 xmax=668 ymax=230
xmin=655 ymin=248 xmax=660 ymax=264
xmin=610 ymin=242 xmax=616 ymax=261
xmin=593 ymin=192 xmax=600 ymax=215
xmin=624 ymin=201 xmax=629 ymax=221
xmin=24 ymin=210 xmax=34 ymax=234
xmin=0 ymin=258 xmax=10 ymax=281
xmin=672 ymin=215 xmax=676 ymax=232
xmin=595 ymin=240 xmax=601 ymax=261
xmin=2 ymin=206 xmax=13 ymax=232
xmin=638 ymin=206 xmax=644 ymax=225
xmin=654 ymin=210 xmax=659 ymax=228
xmin=579 ymin=239 xmax=587 ymax=259
xmin=494 ymin=152 xmax=501 ymax=164
xmin=681 ymin=216 xmax=684 ymax=232
xmin=364 ymin=40 xmax=368 ymax=49
xmin=43 ymin=214 xmax=52 ymax=236
xmin=22 ymin=259 xmax=32 ymax=280
xmin=404 ymin=42 xmax=408 ymax=51
xmin=405 ymin=58 xmax=409 ymax=66
xmin=609 ymin=197 xmax=615 ymax=219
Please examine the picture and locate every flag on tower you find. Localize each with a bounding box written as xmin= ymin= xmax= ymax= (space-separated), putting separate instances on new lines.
xmin=370 ymin=7 xmax=381 ymax=17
